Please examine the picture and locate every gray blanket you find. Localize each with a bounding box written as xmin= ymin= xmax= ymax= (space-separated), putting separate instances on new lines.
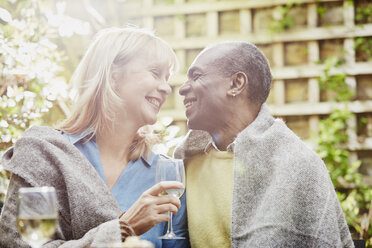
xmin=175 ymin=104 xmax=354 ymax=248
xmin=0 ymin=126 xmax=122 ymax=247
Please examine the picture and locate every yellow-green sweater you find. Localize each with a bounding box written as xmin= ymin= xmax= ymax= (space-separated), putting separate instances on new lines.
xmin=185 ymin=146 xmax=233 ymax=248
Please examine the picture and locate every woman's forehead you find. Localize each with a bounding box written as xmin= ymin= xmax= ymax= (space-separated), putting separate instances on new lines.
xmin=137 ymin=44 xmax=175 ymax=66
xmin=133 ymin=54 xmax=171 ymax=69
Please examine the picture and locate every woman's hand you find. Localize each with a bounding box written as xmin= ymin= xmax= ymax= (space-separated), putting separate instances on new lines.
xmin=120 ymin=181 xmax=184 ymax=235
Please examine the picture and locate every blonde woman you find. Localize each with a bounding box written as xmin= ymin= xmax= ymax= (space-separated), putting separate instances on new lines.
xmin=0 ymin=28 xmax=189 ymax=248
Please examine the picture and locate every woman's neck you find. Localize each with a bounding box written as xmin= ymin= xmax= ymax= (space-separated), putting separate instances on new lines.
xmin=96 ymin=121 xmax=139 ymax=164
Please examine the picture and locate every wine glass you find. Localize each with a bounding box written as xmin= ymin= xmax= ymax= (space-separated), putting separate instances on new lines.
xmin=155 ymin=158 xmax=185 ymax=239
xmin=16 ymin=187 xmax=58 ymax=248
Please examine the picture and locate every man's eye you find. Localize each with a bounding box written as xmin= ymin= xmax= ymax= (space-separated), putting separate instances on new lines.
xmin=193 ymin=74 xmax=201 ymax=80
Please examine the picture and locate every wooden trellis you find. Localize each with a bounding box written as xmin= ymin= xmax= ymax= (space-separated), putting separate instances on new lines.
xmin=120 ymin=0 xmax=372 ymax=183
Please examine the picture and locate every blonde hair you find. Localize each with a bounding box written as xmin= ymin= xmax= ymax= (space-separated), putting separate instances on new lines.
xmin=57 ymin=27 xmax=178 ymax=160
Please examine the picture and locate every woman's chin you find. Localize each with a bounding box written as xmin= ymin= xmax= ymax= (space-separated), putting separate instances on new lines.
xmin=144 ymin=116 xmax=157 ymax=126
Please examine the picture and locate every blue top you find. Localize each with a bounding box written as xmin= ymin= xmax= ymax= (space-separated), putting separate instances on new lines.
xmin=61 ymin=131 xmax=189 ymax=248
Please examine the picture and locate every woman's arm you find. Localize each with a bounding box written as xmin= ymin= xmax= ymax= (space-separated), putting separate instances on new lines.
xmin=0 ymin=174 xmax=125 ymax=248
xmin=0 ymin=174 xmax=185 ymax=248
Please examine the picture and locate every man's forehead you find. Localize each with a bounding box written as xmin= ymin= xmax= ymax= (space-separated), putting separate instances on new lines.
xmin=195 ymin=45 xmax=231 ymax=65
xmin=187 ymin=44 xmax=232 ymax=76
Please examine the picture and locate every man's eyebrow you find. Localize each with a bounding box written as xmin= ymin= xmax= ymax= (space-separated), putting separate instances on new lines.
xmin=187 ymin=67 xmax=201 ymax=78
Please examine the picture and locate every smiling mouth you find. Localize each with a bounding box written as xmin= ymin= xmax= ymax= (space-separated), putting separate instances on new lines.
xmin=146 ymin=97 xmax=161 ymax=108
xmin=184 ymin=98 xmax=197 ymax=109
xmin=185 ymin=101 xmax=195 ymax=108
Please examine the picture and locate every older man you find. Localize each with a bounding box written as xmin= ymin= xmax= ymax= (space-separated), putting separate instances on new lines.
xmin=174 ymin=41 xmax=354 ymax=248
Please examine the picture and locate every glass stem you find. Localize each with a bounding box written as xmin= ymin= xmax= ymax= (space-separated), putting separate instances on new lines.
xmin=167 ymin=211 xmax=174 ymax=234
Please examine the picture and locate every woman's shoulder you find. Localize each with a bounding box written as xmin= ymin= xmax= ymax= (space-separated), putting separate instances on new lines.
xmin=9 ymin=126 xmax=76 ymax=157
xmin=22 ymin=125 xmax=61 ymax=139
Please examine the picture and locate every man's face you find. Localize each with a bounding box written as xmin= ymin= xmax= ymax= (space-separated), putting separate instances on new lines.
xmin=179 ymin=47 xmax=231 ymax=132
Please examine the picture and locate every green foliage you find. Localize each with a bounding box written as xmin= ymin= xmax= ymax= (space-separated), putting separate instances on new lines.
xmin=0 ymin=0 xmax=67 ymax=209
xmin=316 ymin=5 xmax=326 ymax=19
xmin=318 ymin=57 xmax=354 ymax=101
xmin=355 ymin=37 xmax=372 ymax=61
xmin=356 ymin=5 xmax=372 ymax=23
xmin=269 ymin=2 xmax=297 ymax=33
xmin=317 ymin=108 xmax=362 ymax=186
xmin=359 ymin=116 xmax=369 ymax=135
xmin=353 ymin=0 xmax=372 ymax=62
xmin=346 ymin=0 xmax=355 ymax=6
xmin=0 ymin=1 xmax=66 ymax=146
xmin=316 ymin=57 xmax=372 ymax=244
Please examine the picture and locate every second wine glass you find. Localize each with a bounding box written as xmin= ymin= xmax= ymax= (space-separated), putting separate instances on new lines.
xmin=155 ymin=158 xmax=185 ymax=239
xmin=16 ymin=187 xmax=58 ymax=248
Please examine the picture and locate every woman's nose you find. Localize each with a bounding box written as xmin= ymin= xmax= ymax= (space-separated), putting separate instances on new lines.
xmin=158 ymin=80 xmax=172 ymax=96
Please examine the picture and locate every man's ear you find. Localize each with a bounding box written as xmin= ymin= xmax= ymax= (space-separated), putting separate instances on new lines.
xmin=227 ymin=72 xmax=248 ymax=97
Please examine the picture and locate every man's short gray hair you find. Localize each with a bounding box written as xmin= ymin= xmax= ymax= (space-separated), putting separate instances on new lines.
xmin=206 ymin=41 xmax=272 ymax=105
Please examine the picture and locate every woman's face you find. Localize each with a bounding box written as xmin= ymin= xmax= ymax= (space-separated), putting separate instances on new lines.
xmin=115 ymin=53 xmax=172 ymax=127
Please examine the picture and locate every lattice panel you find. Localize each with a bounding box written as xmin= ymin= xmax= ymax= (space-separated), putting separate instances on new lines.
xmin=120 ymin=0 xmax=372 ymax=183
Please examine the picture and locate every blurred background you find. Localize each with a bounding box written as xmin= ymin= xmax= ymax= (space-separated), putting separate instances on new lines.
xmin=0 ymin=0 xmax=371 ymax=245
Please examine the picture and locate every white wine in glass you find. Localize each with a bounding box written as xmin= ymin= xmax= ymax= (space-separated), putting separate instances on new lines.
xmin=16 ymin=187 xmax=58 ymax=248
xmin=158 ymin=188 xmax=185 ymax=198
xmin=155 ymin=158 xmax=185 ymax=239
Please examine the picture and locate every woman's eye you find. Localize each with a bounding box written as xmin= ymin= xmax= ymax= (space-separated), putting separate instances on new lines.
xmin=151 ymin=69 xmax=159 ymax=78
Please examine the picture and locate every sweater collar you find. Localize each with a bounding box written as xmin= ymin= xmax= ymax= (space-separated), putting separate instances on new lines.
xmin=204 ymin=104 xmax=273 ymax=153
xmin=234 ymin=104 xmax=275 ymax=147
xmin=204 ymin=140 xmax=235 ymax=153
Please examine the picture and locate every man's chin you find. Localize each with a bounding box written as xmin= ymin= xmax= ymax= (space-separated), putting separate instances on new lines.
xmin=186 ymin=119 xmax=196 ymax=130
xmin=186 ymin=118 xmax=204 ymax=131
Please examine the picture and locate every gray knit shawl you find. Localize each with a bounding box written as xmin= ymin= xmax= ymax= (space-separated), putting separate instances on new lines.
xmin=174 ymin=105 xmax=354 ymax=248
xmin=0 ymin=126 xmax=122 ymax=247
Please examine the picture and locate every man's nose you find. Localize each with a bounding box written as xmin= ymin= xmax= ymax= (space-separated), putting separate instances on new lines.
xmin=179 ymin=82 xmax=191 ymax=96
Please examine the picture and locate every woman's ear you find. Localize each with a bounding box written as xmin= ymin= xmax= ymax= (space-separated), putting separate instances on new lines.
xmin=111 ymin=71 xmax=119 ymax=83
xmin=227 ymin=72 xmax=248 ymax=97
